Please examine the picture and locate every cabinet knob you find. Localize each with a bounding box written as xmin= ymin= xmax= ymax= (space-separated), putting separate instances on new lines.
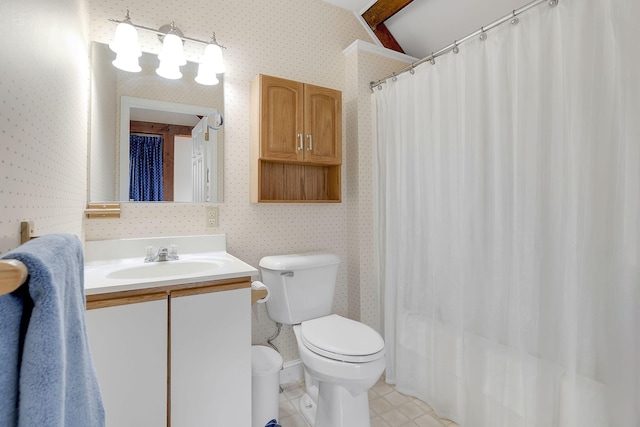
xmin=306 ymin=134 xmax=313 ymax=151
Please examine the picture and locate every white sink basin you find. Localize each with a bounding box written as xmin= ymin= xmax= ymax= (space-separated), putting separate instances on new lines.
xmin=84 ymin=235 xmax=259 ymax=295
xmin=106 ymin=260 xmax=224 ymax=280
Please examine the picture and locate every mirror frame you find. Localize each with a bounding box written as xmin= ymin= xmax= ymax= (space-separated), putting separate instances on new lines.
xmin=119 ymin=96 xmax=218 ymax=201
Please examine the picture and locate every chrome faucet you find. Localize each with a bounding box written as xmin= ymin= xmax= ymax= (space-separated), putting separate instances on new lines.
xmin=145 ymin=245 xmax=179 ymax=262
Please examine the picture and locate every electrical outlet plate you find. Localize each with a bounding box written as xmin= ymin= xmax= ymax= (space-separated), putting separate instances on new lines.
xmin=206 ymin=206 xmax=219 ymax=228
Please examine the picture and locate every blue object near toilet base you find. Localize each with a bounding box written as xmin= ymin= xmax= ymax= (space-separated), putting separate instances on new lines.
xmin=265 ymin=419 xmax=281 ymax=427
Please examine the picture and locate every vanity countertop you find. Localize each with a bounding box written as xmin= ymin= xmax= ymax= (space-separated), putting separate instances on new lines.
xmin=84 ymin=235 xmax=257 ymax=295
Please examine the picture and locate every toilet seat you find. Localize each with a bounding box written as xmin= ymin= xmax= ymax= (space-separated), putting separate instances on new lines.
xmin=300 ymin=314 xmax=385 ymax=363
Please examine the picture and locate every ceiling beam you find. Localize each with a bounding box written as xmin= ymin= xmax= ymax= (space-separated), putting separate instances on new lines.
xmin=362 ymin=0 xmax=414 ymax=30
xmin=362 ymin=0 xmax=414 ymax=53
xmin=371 ymin=23 xmax=404 ymax=53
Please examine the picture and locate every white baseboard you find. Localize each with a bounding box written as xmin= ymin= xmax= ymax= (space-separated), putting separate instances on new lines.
xmin=279 ymin=359 xmax=303 ymax=385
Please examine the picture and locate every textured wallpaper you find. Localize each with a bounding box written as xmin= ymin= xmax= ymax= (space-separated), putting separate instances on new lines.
xmin=84 ymin=0 xmax=413 ymax=363
xmin=0 ymin=0 xmax=90 ymax=253
xmin=85 ymin=0 xmax=362 ymax=363
xmin=85 ymin=0 xmax=412 ymax=363
xmin=344 ymin=44 xmax=413 ymax=331
xmin=0 ymin=0 xmax=412 ymax=372
xmin=0 ymin=0 xmax=412 ymax=365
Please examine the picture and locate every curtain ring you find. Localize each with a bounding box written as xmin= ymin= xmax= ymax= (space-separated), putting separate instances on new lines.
xmin=452 ymin=41 xmax=459 ymax=54
xmin=548 ymin=0 xmax=558 ymax=7
xmin=479 ymin=27 xmax=487 ymax=41
xmin=377 ymin=84 xmax=383 ymax=91
xmin=510 ymin=11 xmax=520 ymax=25
xmin=410 ymin=63 xmax=415 ymax=74
xmin=430 ymin=53 xmax=435 ymax=65
xmin=392 ymin=72 xmax=397 ymax=82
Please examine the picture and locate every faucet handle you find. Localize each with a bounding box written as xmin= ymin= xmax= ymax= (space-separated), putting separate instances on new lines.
xmin=168 ymin=245 xmax=179 ymax=260
xmin=144 ymin=246 xmax=156 ymax=262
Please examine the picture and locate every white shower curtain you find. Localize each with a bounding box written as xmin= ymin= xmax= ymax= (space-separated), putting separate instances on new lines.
xmin=374 ymin=1 xmax=639 ymax=426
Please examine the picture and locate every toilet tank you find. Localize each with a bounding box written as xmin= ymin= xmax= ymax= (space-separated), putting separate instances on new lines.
xmin=259 ymin=253 xmax=340 ymax=325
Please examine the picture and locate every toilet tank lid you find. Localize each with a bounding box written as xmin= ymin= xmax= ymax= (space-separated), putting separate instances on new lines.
xmin=259 ymin=253 xmax=340 ymax=271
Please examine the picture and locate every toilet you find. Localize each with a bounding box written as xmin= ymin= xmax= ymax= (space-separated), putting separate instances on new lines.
xmin=259 ymin=253 xmax=385 ymax=427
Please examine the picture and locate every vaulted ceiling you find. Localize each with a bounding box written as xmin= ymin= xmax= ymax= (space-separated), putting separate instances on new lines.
xmin=325 ymin=0 xmax=529 ymax=59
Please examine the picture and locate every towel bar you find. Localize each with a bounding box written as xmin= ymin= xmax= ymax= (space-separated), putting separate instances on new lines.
xmin=0 ymin=221 xmax=39 ymax=295
xmin=0 ymin=259 xmax=28 ymax=296
xmin=21 ymin=220 xmax=37 ymax=244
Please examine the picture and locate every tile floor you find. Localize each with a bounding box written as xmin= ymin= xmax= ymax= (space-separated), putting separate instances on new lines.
xmin=278 ymin=376 xmax=459 ymax=427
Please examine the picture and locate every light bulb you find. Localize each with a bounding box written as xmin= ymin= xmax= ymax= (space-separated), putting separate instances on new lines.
xmin=195 ymin=63 xmax=220 ymax=85
xmin=112 ymin=52 xmax=141 ymax=72
xmin=158 ymin=33 xmax=186 ymax=66
xmin=200 ymin=43 xmax=225 ymax=74
xmin=156 ymin=59 xmax=182 ymax=80
xmin=109 ymin=22 xmax=141 ymax=57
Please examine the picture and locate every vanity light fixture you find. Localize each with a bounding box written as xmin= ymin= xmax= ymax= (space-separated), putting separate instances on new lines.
xmin=109 ymin=11 xmax=226 ymax=85
xmin=156 ymin=22 xmax=186 ymax=79
xmin=195 ymin=34 xmax=225 ymax=85
xmin=109 ymin=11 xmax=142 ymax=72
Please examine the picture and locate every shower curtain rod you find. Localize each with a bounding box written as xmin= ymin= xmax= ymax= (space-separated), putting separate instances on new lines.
xmin=369 ymin=0 xmax=558 ymax=91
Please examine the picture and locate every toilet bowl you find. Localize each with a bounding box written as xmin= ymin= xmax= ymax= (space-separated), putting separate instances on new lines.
xmin=293 ymin=320 xmax=385 ymax=427
xmin=259 ymin=253 xmax=385 ymax=427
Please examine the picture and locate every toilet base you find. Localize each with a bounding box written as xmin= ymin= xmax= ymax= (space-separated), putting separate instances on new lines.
xmin=298 ymin=393 xmax=317 ymax=426
xmin=299 ymin=383 xmax=371 ymax=427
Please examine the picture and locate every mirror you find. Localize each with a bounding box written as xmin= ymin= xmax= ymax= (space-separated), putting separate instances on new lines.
xmin=89 ymin=41 xmax=224 ymax=202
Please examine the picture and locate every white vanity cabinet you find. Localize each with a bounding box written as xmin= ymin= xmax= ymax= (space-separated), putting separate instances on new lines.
xmin=85 ymin=279 xmax=252 ymax=427
xmin=171 ymin=287 xmax=251 ymax=426
xmin=86 ymin=298 xmax=168 ymax=427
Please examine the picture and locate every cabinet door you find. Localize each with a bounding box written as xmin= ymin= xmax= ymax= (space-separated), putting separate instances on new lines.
xmin=86 ymin=299 xmax=168 ymax=427
xmin=259 ymin=75 xmax=304 ymax=162
xmin=171 ymin=288 xmax=251 ymax=427
xmin=303 ymin=84 xmax=342 ymax=165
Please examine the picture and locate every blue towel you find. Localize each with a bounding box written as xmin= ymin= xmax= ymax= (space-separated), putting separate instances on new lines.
xmin=0 ymin=270 xmax=24 ymax=426
xmin=0 ymin=234 xmax=105 ymax=427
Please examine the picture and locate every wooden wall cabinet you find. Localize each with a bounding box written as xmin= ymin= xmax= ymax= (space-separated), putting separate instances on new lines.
xmin=250 ymin=74 xmax=342 ymax=202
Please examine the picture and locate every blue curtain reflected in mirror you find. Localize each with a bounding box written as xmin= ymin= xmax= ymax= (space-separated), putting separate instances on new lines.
xmin=129 ymin=134 xmax=164 ymax=201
